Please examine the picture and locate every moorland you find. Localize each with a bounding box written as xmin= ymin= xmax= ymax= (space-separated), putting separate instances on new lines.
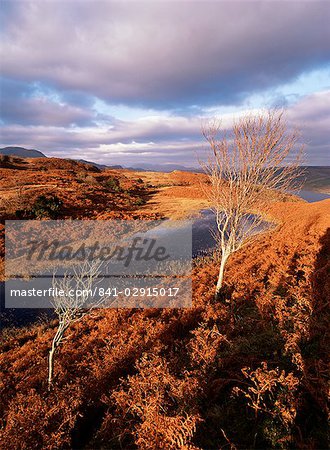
xmin=0 ymin=155 xmax=329 ymax=449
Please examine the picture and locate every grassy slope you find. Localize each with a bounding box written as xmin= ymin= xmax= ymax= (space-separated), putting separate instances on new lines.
xmin=0 ymin=160 xmax=329 ymax=449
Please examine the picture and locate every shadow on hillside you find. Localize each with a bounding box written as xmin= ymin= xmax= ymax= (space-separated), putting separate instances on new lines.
xmin=293 ymin=227 xmax=330 ymax=448
xmin=189 ymin=288 xmax=289 ymax=449
xmin=0 ymin=156 xmax=29 ymax=170
xmin=194 ymin=230 xmax=330 ymax=448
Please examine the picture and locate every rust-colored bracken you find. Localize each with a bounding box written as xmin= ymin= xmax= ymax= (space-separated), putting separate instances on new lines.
xmin=0 ymin=157 xmax=329 ymax=449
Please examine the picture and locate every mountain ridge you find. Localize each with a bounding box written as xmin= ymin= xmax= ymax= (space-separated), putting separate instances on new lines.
xmin=0 ymin=146 xmax=46 ymax=158
xmin=1 ymin=146 xmax=329 ymax=193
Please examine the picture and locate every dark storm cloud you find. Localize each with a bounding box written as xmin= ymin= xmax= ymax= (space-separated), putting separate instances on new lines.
xmin=1 ymin=1 xmax=330 ymax=109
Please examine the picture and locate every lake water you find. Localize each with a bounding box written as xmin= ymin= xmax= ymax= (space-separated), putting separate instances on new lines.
xmin=192 ymin=210 xmax=272 ymax=257
xmin=297 ymin=190 xmax=330 ymax=202
xmin=1 ymin=189 xmax=328 ymax=328
xmin=192 ymin=209 xmax=217 ymax=257
xmin=191 ymin=189 xmax=329 ymax=257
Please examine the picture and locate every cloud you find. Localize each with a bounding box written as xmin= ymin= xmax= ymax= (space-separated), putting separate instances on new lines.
xmin=288 ymin=90 xmax=330 ymax=163
xmin=1 ymin=2 xmax=329 ymax=166
xmin=1 ymin=91 xmax=329 ymax=166
xmin=1 ymin=1 xmax=330 ymax=108
xmin=107 ymin=115 xmax=203 ymax=143
xmin=0 ymin=78 xmax=97 ymax=126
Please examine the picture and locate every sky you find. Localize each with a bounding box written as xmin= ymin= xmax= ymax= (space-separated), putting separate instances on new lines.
xmin=0 ymin=1 xmax=329 ymax=167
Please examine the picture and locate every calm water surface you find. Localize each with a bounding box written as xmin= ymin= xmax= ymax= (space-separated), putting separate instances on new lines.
xmin=297 ymin=190 xmax=329 ymax=202
xmin=1 ymin=190 xmax=328 ymax=328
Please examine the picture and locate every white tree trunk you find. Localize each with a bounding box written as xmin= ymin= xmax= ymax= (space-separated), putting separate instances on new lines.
xmin=215 ymin=253 xmax=228 ymax=297
xmin=48 ymin=342 xmax=56 ymax=390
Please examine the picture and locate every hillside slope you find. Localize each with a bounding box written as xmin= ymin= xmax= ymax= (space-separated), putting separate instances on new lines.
xmin=0 ymin=158 xmax=158 ymax=286
xmin=0 ymin=159 xmax=329 ymax=448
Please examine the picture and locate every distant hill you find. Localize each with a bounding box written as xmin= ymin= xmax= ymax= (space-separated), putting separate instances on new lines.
xmin=75 ymin=159 xmax=123 ymax=170
xmin=1 ymin=146 xmax=328 ymax=193
xmin=74 ymin=160 xmax=197 ymax=173
xmin=133 ymin=163 xmax=198 ymax=172
xmin=0 ymin=146 xmax=46 ymax=158
xmin=0 ymin=147 xmax=197 ymax=174
xmin=73 ymin=160 xmax=197 ymax=173
xmin=301 ymin=166 xmax=330 ymax=194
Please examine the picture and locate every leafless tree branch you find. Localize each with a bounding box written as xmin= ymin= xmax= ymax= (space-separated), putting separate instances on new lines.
xmin=201 ymin=110 xmax=304 ymax=298
xmin=48 ymin=260 xmax=111 ymax=389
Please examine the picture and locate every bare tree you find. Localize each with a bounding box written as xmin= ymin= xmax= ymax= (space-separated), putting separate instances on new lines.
xmin=201 ymin=110 xmax=304 ymax=298
xmin=48 ymin=261 xmax=107 ymax=390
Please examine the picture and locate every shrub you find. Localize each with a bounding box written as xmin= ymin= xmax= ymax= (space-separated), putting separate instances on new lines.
xmin=134 ymin=197 xmax=146 ymax=207
xmin=0 ymin=154 xmax=17 ymax=167
xmin=14 ymin=209 xmax=29 ymax=219
xmin=0 ymin=155 xmax=23 ymax=166
xmin=87 ymin=175 xmax=100 ymax=185
xmin=102 ymin=177 xmax=122 ymax=192
xmin=0 ymin=154 xmax=10 ymax=164
xmin=31 ymin=195 xmax=63 ymax=219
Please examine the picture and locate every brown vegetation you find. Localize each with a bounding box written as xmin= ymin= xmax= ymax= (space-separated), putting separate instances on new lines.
xmin=0 ymin=157 xmax=155 ymax=221
xmin=0 ymin=158 xmax=329 ymax=449
xmin=0 ymin=158 xmax=158 ymax=281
